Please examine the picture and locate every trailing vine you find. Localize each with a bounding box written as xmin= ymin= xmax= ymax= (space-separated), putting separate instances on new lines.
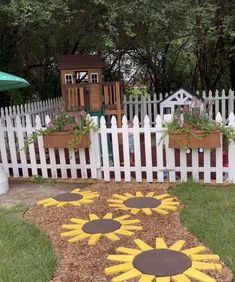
xmin=24 ymin=110 xmax=98 ymax=150
xmin=164 ymin=102 xmax=235 ymax=148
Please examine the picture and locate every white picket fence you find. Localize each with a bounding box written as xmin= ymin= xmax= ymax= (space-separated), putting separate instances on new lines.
xmin=0 ymin=97 xmax=62 ymax=127
xmin=100 ymin=113 xmax=235 ymax=184
xmin=0 ymin=115 xmax=101 ymax=180
xmin=123 ymin=89 xmax=235 ymax=126
xmin=1 ymin=112 xmax=235 ymax=184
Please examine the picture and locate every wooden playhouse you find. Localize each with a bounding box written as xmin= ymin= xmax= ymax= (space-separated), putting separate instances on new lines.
xmin=57 ymin=54 xmax=122 ymax=126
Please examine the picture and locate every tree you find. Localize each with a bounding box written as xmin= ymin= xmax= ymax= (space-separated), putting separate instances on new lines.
xmin=0 ymin=0 xmax=234 ymax=106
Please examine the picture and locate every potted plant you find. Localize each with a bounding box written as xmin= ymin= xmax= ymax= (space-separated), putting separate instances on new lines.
xmin=26 ymin=109 xmax=97 ymax=149
xmin=164 ymin=99 xmax=235 ymax=149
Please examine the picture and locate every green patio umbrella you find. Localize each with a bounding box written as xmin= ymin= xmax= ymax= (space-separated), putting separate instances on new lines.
xmin=0 ymin=71 xmax=29 ymax=194
xmin=0 ymin=71 xmax=29 ymax=91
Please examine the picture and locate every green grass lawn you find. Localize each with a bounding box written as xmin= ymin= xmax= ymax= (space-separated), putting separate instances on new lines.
xmin=0 ymin=205 xmax=57 ymax=282
xmin=172 ymin=182 xmax=235 ymax=277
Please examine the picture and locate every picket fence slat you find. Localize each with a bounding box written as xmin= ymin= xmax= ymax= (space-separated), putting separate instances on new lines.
xmin=122 ymin=116 xmax=131 ymax=182
xmin=133 ymin=116 xmax=142 ymax=182
xmin=155 ymin=115 xmax=164 ymax=182
xmin=144 ymin=116 xmax=153 ymax=182
xmin=165 ymin=135 xmax=176 ymax=183
xmin=204 ymin=149 xmax=211 ymax=183
xmin=90 ymin=116 xmax=102 ymax=179
xmin=6 ymin=116 xmax=19 ymax=177
xmin=79 ymin=148 xmax=87 ymax=179
xmin=180 ymin=149 xmax=187 ymax=182
xmin=35 ymin=115 xmax=48 ymax=178
xmin=192 ymin=149 xmax=199 ymax=182
xmin=228 ymin=113 xmax=235 ymax=183
xmin=89 ymin=117 xmax=98 ymax=179
xmin=26 ymin=115 xmax=38 ymax=176
xmin=16 ymin=115 xmax=29 ymax=178
xmin=69 ymin=150 xmax=77 ymax=178
xmin=59 ymin=149 xmax=67 ymax=178
xmin=100 ymin=116 xmax=110 ymax=181
xmin=111 ymin=116 xmax=121 ymax=181
xmin=0 ymin=119 xmax=9 ymax=176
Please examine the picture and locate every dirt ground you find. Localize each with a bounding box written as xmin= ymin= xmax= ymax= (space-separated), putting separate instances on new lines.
xmin=0 ymin=180 xmax=90 ymax=209
xmin=24 ymin=182 xmax=233 ymax=282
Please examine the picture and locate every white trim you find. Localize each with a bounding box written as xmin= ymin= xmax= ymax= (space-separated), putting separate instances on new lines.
xmin=160 ymin=88 xmax=197 ymax=117
xmin=90 ymin=72 xmax=99 ymax=83
xmin=64 ymin=73 xmax=73 ymax=84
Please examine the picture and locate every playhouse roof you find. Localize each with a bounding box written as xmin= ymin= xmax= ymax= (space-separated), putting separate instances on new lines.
xmin=160 ymin=88 xmax=201 ymax=105
xmin=57 ymin=55 xmax=104 ymax=70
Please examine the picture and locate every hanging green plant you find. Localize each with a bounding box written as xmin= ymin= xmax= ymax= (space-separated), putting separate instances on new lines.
xmin=24 ymin=109 xmax=98 ymax=150
xmin=164 ymin=99 xmax=235 ymax=149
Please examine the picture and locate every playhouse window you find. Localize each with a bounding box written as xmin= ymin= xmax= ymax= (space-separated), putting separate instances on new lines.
xmin=75 ymin=71 xmax=88 ymax=83
xmin=163 ymin=107 xmax=171 ymax=114
xmin=91 ymin=73 xmax=99 ymax=83
xmin=65 ymin=74 xmax=73 ymax=84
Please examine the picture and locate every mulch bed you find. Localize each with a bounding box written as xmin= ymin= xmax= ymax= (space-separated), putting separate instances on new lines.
xmin=24 ymin=182 xmax=233 ymax=282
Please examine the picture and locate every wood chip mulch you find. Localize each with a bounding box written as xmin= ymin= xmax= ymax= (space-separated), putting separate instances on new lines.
xmin=24 ymin=182 xmax=233 ymax=282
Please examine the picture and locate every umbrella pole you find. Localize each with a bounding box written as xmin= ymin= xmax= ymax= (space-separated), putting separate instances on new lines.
xmin=0 ymin=166 xmax=9 ymax=194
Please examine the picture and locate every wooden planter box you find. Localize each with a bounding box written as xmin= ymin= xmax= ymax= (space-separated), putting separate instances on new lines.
xmin=43 ymin=132 xmax=90 ymax=149
xmin=169 ymin=130 xmax=221 ymax=149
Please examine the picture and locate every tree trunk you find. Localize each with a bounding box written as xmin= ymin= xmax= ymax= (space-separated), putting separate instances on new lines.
xmin=230 ymin=53 xmax=235 ymax=90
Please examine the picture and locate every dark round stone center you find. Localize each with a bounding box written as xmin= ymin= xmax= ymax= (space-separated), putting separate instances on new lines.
xmin=82 ymin=219 xmax=121 ymax=234
xmin=124 ymin=197 xmax=161 ymax=209
xmin=133 ymin=249 xmax=192 ymax=277
xmin=53 ymin=193 xmax=83 ymax=202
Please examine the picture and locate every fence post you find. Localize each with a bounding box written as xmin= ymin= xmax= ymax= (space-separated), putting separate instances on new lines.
xmin=35 ymin=115 xmax=48 ymax=178
xmin=153 ymin=93 xmax=158 ymax=118
xmin=221 ymin=90 xmax=226 ymax=121
xmin=215 ymin=112 xmax=223 ymax=183
xmin=123 ymin=95 xmax=128 ymax=117
xmin=122 ymin=115 xmax=131 ymax=181
xmin=6 ymin=115 xmax=19 ymax=177
xmin=111 ymin=116 xmax=121 ymax=181
xmin=25 ymin=115 xmax=37 ymax=176
xmin=155 ymin=115 xmax=164 ymax=182
xmin=228 ymin=89 xmax=235 ymax=114
xmin=0 ymin=118 xmax=9 ymax=176
xmin=140 ymin=95 xmax=146 ymax=124
xmin=15 ymin=115 xmax=29 ymax=177
xmin=45 ymin=115 xmax=57 ymax=178
xmin=100 ymin=116 xmax=110 ymax=181
xmin=144 ymin=115 xmax=153 ymax=182
xmin=164 ymin=114 xmax=176 ymax=182
xmin=228 ymin=112 xmax=235 ymax=183
xmin=133 ymin=115 xmax=142 ymax=182
xmin=90 ymin=116 xmax=102 ymax=179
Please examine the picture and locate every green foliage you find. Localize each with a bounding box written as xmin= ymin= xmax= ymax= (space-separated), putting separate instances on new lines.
xmin=0 ymin=0 xmax=234 ymax=105
xmin=0 ymin=206 xmax=57 ymax=282
xmin=165 ymin=102 xmax=235 ymax=147
xmin=25 ymin=109 xmax=98 ymax=150
xmin=32 ymin=175 xmax=56 ymax=185
xmin=124 ymin=86 xmax=148 ymax=96
xmin=2 ymin=0 xmax=72 ymax=27
xmin=172 ymin=182 xmax=235 ymax=275
xmin=32 ymin=175 xmax=45 ymax=184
